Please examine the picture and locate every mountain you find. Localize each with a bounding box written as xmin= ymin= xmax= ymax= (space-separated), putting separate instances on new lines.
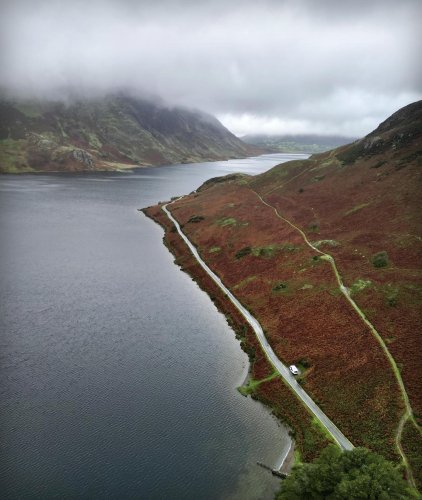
xmin=242 ymin=133 xmax=357 ymax=153
xmin=0 ymin=94 xmax=254 ymax=173
xmin=145 ymin=101 xmax=422 ymax=485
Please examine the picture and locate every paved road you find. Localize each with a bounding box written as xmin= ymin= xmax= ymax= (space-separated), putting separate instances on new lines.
xmin=162 ymin=202 xmax=354 ymax=451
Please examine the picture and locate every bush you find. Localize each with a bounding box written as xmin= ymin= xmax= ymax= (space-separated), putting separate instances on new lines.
xmin=371 ymin=160 xmax=387 ymax=169
xmin=299 ymin=358 xmax=311 ymax=368
xmin=372 ymin=251 xmax=389 ymax=268
xmin=273 ymin=282 xmax=288 ymax=292
xmin=235 ymin=246 xmax=252 ymax=259
xmin=188 ymin=215 xmax=205 ymax=223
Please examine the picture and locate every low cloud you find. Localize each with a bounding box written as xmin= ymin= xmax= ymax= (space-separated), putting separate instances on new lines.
xmin=1 ymin=0 xmax=420 ymax=136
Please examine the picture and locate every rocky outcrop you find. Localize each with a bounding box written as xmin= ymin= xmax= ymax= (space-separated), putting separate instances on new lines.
xmin=71 ymin=149 xmax=94 ymax=168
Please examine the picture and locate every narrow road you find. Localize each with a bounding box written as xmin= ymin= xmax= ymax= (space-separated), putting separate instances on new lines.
xmin=162 ymin=202 xmax=354 ymax=451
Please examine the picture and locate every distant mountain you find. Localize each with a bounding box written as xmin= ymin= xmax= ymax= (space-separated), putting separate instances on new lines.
xmin=0 ymin=94 xmax=254 ymax=173
xmin=242 ymin=133 xmax=357 ymax=154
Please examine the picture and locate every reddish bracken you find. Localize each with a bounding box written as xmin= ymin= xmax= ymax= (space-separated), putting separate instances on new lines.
xmin=145 ymin=101 xmax=422 ymax=480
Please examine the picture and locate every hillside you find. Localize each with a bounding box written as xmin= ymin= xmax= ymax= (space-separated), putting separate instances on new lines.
xmin=242 ymin=133 xmax=356 ymax=154
xmin=145 ymin=101 xmax=422 ymax=486
xmin=0 ymin=94 xmax=254 ymax=173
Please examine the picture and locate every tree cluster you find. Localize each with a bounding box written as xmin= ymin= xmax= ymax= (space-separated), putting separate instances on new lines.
xmin=277 ymin=445 xmax=417 ymax=499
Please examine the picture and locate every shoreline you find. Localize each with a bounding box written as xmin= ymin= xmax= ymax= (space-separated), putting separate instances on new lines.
xmin=142 ymin=201 xmax=333 ymax=467
xmin=0 ymin=152 xmax=260 ymax=175
xmin=237 ymin=361 xmax=296 ymax=474
xmin=0 ymin=152 xmax=302 ymax=176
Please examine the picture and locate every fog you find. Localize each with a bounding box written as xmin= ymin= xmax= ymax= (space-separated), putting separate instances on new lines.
xmin=1 ymin=0 xmax=420 ymax=136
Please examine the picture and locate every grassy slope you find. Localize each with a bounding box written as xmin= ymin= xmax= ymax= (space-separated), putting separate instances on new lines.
xmin=0 ymin=95 xmax=252 ymax=173
xmin=147 ymin=101 xmax=422 ymax=482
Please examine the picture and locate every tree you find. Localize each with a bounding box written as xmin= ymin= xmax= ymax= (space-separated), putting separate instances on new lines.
xmin=276 ymin=445 xmax=417 ymax=499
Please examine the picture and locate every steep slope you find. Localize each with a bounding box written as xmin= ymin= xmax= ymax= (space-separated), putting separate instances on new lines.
xmin=146 ymin=100 xmax=422 ymax=485
xmin=242 ymin=133 xmax=356 ymax=154
xmin=0 ymin=94 xmax=253 ymax=173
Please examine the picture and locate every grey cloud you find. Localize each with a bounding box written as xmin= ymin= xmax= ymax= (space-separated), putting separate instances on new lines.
xmin=0 ymin=0 xmax=420 ymax=136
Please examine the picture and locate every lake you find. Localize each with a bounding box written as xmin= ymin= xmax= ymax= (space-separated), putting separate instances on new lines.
xmin=0 ymin=154 xmax=308 ymax=499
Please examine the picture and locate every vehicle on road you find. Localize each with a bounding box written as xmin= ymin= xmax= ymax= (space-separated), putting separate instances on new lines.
xmin=289 ymin=365 xmax=299 ymax=375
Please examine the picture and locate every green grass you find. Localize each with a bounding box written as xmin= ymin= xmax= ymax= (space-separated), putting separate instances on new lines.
xmin=237 ymin=372 xmax=279 ymax=396
xmin=0 ymin=139 xmax=31 ymax=172
xmin=251 ymin=244 xmax=279 ymax=257
xmin=232 ymin=275 xmax=257 ymax=290
xmin=309 ymin=417 xmax=337 ymax=444
xmin=236 ymin=243 xmax=298 ymax=260
xmin=349 ymin=278 xmax=372 ymax=295
xmin=86 ymin=131 xmax=102 ymax=149
xmin=216 ymin=217 xmax=237 ymax=227
xmin=209 ymin=246 xmax=221 ymax=253
xmin=261 ymin=243 xmax=297 ymax=254
xmin=312 ymin=239 xmax=339 ymax=248
xmin=345 ymin=202 xmax=371 ymax=216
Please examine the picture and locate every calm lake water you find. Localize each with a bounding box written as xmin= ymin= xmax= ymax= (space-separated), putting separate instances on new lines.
xmin=0 ymin=154 xmax=307 ymax=499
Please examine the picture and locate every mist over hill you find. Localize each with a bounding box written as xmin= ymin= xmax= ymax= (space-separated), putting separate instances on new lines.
xmin=0 ymin=94 xmax=254 ymax=173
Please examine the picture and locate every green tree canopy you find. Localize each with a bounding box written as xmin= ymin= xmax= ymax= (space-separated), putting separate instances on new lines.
xmin=277 ymin=445 xmax=417 ymax=499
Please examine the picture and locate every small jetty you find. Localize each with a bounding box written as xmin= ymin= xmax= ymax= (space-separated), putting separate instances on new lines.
xmin=257 ymin=441 xmax=294 ymax=479
xmin=257 ymin=462 xmax=287 ymax=479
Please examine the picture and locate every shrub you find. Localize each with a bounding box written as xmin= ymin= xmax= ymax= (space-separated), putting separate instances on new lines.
xmin=273 ymin=282 xmax=288 ymax=292
xmin=188 ymin=215 xmax=205 ymax=223
xmin=371 ymin=160 xmax=387 ymax=169
xmin=372 ymin=251 xmax=389 ymax=268
xmin=308 ymin=223 xmax=319 ymax=233
xmin=235 ymin=246 xmax=252 ymax=259
xmin=251 ymin=245 xmax=279 ymax=257
xmin=299 ymin=358 xmax=311 ymax=368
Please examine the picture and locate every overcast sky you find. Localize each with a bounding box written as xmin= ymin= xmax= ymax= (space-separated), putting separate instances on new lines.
xmin=1 ymin=0 xmax=421 ymax=137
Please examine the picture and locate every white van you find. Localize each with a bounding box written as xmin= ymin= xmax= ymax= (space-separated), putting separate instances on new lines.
xmin=289 ymin=365 xmax=299 ymax=375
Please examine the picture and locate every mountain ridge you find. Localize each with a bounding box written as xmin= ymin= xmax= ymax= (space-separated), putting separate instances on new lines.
xmin=0 ymin=94 xmax=257 ymax=173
